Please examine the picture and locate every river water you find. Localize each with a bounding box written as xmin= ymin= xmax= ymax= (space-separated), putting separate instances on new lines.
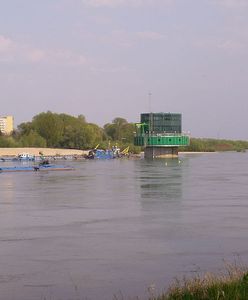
xmin=0 ymin=152 xmax=248 ymax=300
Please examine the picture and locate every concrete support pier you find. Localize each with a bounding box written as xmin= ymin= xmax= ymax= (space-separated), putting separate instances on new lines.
xmin=144 ymin=147 xmax=178 ymax=159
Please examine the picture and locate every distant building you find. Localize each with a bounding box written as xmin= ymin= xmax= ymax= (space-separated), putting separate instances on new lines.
xmin=0 ymin=116 xmax=14 ymax=135
xmin=140 ymin=112 xmax=182 ymax=134
xmin=134 ymin=112 xmax=190 ymax=158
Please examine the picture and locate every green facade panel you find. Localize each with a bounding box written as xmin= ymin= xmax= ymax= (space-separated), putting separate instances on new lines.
xmin=134 ymin=136 xmax=144 ymax=146
xmin=134 ymin=135 xmax=190 ymax=147
xmin=141 ymin=113 xmax=182 ymax=134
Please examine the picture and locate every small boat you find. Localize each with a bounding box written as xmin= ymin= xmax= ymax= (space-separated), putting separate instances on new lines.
xmin=95 ymin=149 xmax=115 ymax=159
xmin=85 ymin=146 xmax=129 ymax=160
xmin=85 ymin=149 xmax=115 ymax=160
xmin=0 ymin=164 xmax=74 ymax=173
xmin=17 ymin=153 xmax=35 ymax=161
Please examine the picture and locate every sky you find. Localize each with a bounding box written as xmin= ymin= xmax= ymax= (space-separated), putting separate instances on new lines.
xmin=1 ymin=0 xmax=248 ymax=140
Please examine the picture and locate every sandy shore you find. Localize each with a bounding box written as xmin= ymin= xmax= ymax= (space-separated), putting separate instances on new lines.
xmin=179 ymin=151 xmax=216 ymax=154
xmin=0 ymin=147 xmax=88 ymax=157
xmin=0 ymin=148 xmax=214 ymax=158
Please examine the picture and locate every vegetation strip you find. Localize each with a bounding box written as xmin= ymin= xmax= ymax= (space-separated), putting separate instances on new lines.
xmin=151 ymin=265 xmax=248 ymax=300
xmin=0 ymin=111 xmax=247 ymax=153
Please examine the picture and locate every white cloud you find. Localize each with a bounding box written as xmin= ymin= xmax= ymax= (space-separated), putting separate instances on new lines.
xmin=83 ymin=0 xmax=124 ymax=6
xmin=0 ymin=34 xmax=88 ymax=66
xmin=214 ymin=0 xmax=248 ymax=8
xmin=90 ymin=65 xmax=130 ymax=73
xmin=195 ymin=37 xmax=246 ymax=53
xmin=136 ymin=31 xmax=166 ymax=41
xmin=217 ymin=40 xmax=244 ymax=51
xmin=0 ymin=35 xmax=14 ymax=52
xmin=100 ymin=29 xmax=166 ymax=48
xmin=48 ymin=49 xmax=87 ymax=66
xmin=27 ymin=49 xmax=46 ymax=62
xmin=81 ymin=0 xmax=172 ymax=7
xmin=0 ymin=35 xmax=17 ymax=63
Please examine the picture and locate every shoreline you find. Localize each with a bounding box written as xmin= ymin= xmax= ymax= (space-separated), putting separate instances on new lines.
xmin=0 ymin=147 xmax=88 ymax=157
xmin=179 ymin=151 xmax=216 ymax=154
xmin=0 ymin=148 xmax=219 ymax=158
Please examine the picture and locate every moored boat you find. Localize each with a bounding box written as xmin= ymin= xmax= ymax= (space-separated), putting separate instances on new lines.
xmin=85 ymin=146 xmax=126 ymax=160
xmin=0 ymin=164 xmax=74 ymax=172
xmin=17 ymin=153 xmax=35 ymax=161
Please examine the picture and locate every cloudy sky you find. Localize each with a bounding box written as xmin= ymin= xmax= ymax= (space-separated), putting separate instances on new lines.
xmin=1 ymin=0 xmax=248 ymax=139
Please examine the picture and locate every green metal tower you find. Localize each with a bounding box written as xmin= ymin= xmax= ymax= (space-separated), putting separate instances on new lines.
xmin=134 ymin=112 xmax=190 ymax=158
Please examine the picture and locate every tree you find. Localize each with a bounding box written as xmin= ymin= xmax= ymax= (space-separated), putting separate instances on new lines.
xmin=103 ymin=117 xmax=134 ymax=142
xmin=0 ymin=136 xmax=18 ymax=147
xmin=119 ymin=123 xmax=136 ymax=143
xmin=78 ymin=114 xmax=86 ymax=123
xmin=19 ymin=131 xmax=47 ymax=147
xmin=17 ymin=122 xmax=34 ymax=136
xmin=86 ymin=123 xmax=105 ymax=147
xmin=32 ymin=112 xmax=64 ymax=147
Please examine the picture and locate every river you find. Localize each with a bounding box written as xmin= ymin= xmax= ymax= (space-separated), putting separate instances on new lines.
xmin=0 ymin=152 xmax=247 ymax=299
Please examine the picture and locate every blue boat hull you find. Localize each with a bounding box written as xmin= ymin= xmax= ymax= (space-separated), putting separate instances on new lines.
xmin=85 ymin=149 xmax=115 ymax=160
xmin=0 ymin=164 xmax=74 ymax=172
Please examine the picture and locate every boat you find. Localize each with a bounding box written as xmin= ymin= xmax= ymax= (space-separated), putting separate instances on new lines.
xmin=85 ymin=149 xmax=115 ymax=159
xmin=85 ymin=145 xmax=126 ymax=160
xmin=17 ymin=153 xmax=35 ymax=161
xmin=94 ymin=149 xmax=115 ymax=159
xmin=0 ymin=164 xmax=74 ymax=173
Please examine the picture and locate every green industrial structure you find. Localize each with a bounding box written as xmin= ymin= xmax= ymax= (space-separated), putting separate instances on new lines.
xmin=134 ymin=113 xmax=190 ymax=158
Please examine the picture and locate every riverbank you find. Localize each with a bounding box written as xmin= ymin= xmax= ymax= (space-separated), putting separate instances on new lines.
xmin=153 ymin=265 xmax=248 ymax=300
xmin=0 ymin=148 xmax=217 ymax=158
xmin=0 ymin=147 xmax=88 ymax=157
xmin=179 ymin=151 xmax=216 ymax=154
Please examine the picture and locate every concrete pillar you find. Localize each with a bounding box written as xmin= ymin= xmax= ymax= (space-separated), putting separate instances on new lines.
xmin=144 ymin=147 xmax=178 ymax=159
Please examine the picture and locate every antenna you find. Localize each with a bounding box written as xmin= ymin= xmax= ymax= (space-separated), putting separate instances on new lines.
xmin=148 ymin=91 xmax=152 ymax=112
xmin=148 ymin=91 xmax=153 ymax=135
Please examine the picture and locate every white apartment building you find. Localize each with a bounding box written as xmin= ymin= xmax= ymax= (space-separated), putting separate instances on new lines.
xmin=0 ymin=116 xmax=14 ymax=135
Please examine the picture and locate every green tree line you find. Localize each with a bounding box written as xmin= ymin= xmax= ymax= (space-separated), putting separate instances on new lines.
xmin=179 ymin=138 xmax=248 ymax=152
xmin=0 ymin=111 xmax=247 ymax=153
xmin=0 ymin=111 xmax=138 ymax=151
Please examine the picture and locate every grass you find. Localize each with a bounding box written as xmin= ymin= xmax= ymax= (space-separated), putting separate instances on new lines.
xmin=151 ymin=264 xmax=248 ymax=300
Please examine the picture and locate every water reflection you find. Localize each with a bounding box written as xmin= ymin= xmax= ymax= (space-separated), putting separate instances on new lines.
xmin=0 ymin=174 xmax=15 ymax=201
xmin=138 ymin=158 xmax=183 ymax=202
